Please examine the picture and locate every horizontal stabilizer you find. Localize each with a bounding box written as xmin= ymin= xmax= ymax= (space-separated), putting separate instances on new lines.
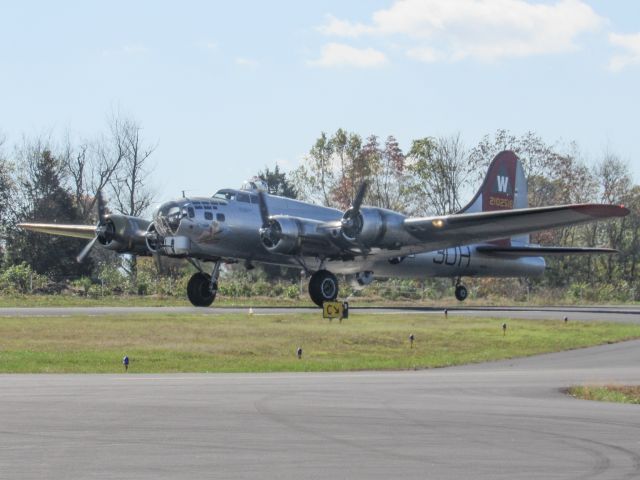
xmin=476 ymin=245 xmax=619 ymax=257
xmin=17 ymin=223 xmax=97 ymax=240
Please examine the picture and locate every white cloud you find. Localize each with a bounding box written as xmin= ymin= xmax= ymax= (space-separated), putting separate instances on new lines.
xmin=235 ymin=57 xmax=259 ymax=67
xmin=406 ymin=46 xmax=443 ymax=63
xmin=102 ymin=44 xmax=149 ymax=57
xmin=318 ymin=0 xmax=604 ymax=62
xmin=317 ymin=15 xmax=374 ymax=37
xmin=609 ymin=32 xmax=640 ymax=71
xmin=308 ymin=42 xmax=387 ymax=68
xmin=122 ymin=44 xmax=149 ymax=55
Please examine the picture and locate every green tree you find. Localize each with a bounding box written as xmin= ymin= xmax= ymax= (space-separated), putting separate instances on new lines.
xmin=107 ymin=114 xmax=157 ymax=281
xmin=405 ymin=135 xmax=470 ymax=216
xmin=0 ymin=134 xmax=14 ymax=263
xmin=258 ymin=164 xmax=297 ymax=198
xmin=290 ymin=129 xmax=363 ymax=208
xmin=6 ymin=138 xmax=91 ymax=278
xmin=291 ymin=129 xmax=406 ymax=211
xmin=369 ymin=135 xmax=406 ymax=211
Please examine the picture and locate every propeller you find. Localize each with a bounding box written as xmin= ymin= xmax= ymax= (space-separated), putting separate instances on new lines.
xmin=352 ymin=180 xmax=368 ymax=212
xmin=76 ymin=236 xmax=99 ymax=263
xmin=76 ymin=190 xmax=108 ymax=263
xmin=258 ymin=190 xmax=270 ymax=228
xmin=257 ymin=190 xmax=281 ymax=248
xmin=341 ymin=181 xmax=368 ymax=240
xmin=144 ymin=222 xmax=166 ymax=273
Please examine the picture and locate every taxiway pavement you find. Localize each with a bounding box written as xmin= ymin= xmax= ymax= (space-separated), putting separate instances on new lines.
xmin=0 ymin=340 xmax=639 ymax=479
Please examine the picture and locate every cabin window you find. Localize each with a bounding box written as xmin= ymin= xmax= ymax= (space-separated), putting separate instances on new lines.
xmin=187 ymin=207 xmax=195 ymax=218
xmin=250 ymin=194 xmax=259 ymax=204
xmin=216 ymin=213 xmax=225 ymax=222
xmin=204 ymin=211 xmax=213 ymax=220
xmin=236 ymin=192 xmax=250 ymax=203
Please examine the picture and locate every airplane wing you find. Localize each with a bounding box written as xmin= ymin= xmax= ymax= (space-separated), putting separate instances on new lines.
xmin=403 ymin=204 xmax=628 ymax=251
xmin=18 ymin=212 xmax=151 ymax=260
xmin=17 ymin=223 xmax=97 ymax=240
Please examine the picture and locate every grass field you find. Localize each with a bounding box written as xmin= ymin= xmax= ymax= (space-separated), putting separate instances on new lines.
xmin=0 ymin=294 xmax=499 ymax=308
xmin=3 ymin=294 xmax=638 ymax=309
xmin=0 ymin=312 xmax=638 ymax=373
xmin=568 ymin=385 xmax=640 ymax=404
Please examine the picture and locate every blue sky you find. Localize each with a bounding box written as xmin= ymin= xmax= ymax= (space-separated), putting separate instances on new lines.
xmin=1 ymin=1 xmax=639 ymax=199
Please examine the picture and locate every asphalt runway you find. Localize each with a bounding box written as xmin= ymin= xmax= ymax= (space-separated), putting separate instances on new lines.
xmin=1 ymin=305 xmax=640 ymax=323
xmin=1 ymin=340 xmax=639 ymax=479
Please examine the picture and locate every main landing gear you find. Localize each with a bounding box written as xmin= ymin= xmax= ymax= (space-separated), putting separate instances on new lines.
xmin=308 ymin=269 xmax=339 ymax=307
xmin=187 ymin=260 xmax=221 ymax=307
xmin=454 ymin=279 xmax=468 ymax=302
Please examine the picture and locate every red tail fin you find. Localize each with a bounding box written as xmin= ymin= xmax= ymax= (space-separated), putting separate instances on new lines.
xmin=459 ymin=151 xmax=527 ymax=214
xmin=458 ymin=150 xmax=528 ymax=245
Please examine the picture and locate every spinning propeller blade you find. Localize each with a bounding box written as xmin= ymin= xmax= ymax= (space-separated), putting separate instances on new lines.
xmin=352 ymin=181 xmax=368 ymax=212
xmin=76 ymin=189 xmax=108 ymax=263
xmin=258 ymin=191 xmax=270 ymax=228
xmin=96 ymin=189 xmax=108 ymax=222
xmin=341 ymin=181 xmax=368 ymax=239
xmin=76 ymin=236 xmax=98 ymax=263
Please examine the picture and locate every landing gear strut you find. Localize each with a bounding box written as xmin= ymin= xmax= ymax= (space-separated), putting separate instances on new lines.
xmin=454 ymin=281 xmax=468 ymax=302
xmin=308 ymin=269 xmax=339 ymax=307
xmin=187 ymin=260 xmax=221 ymax=307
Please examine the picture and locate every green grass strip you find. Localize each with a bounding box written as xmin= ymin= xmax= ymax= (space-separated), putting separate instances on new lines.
xmin=567 ymin=385 xmax=640 ymax=404
xmin=0 ymin=313 xmax=638 ymax=373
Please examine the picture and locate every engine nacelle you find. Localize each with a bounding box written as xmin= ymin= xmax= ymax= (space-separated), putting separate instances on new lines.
xmin=341 ymin=207 xmax=386 ymax=246
xmin=341 ymin=207 xmax=410 ymax=249
xmin=98 ymin=214 xmax=151 ymax=256
xmin=260 ymin=216 xmax=302 ymax=254
xmin=260 ymin=215 xmax=327 ymax=255
xmin=346 ymin=271 xmax=375 ymax=290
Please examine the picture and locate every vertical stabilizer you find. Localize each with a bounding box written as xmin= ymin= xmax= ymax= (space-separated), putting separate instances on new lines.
xmin=458 ymin=150 xmax=528 ymax=244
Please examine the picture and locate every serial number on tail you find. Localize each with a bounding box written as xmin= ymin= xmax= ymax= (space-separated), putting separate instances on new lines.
xmin=489 ymin=196 xmax=513 ymax=209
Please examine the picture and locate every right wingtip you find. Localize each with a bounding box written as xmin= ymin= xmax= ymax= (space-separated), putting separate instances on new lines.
xmin=575 ymin=204 xmax=630 ymax=218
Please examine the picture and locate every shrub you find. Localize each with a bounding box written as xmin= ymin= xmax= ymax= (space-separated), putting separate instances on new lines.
xmin=284 ymin=284 xmax=299 ymax=299
xmin=252 ymin=281 xmax=271 ymax=297
xmin=0 ymin=263 xmax=48 ymax=294
xmin=71 ymin=277 xmax=93 ymax=296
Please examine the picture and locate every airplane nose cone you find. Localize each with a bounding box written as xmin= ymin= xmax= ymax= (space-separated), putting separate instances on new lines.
xmin=155 ymin=200 xmax=186 ymax=235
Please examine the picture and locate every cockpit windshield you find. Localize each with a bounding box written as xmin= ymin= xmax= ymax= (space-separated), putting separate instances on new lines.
xmin=212 ymin=189 xmax=258 ymax=205
xmin=212 ymin=189 xmax=234 ymax=202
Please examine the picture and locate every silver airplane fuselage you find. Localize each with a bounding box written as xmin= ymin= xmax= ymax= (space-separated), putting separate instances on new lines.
xmin=152 ymin=191 xmax=545 ymax=281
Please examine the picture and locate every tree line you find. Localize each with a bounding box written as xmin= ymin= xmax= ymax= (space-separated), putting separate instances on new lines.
xmin=0 ymin=121 xmax=637 ymax=301
xmin=291 ymin=129 xmax=639 ymax=299
xmin=0 ymin=113 xmax=155 ymax=279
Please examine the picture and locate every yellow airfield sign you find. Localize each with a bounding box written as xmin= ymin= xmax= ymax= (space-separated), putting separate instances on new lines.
xmin=323 ymin=301 xmax=344 ymax=319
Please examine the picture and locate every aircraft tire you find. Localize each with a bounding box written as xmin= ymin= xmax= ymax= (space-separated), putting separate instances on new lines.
xmin=187 ymin=272 xmax=216 ymax=307
xmin=455 ymin=284 xmax=468 ymax=302
xmin=308 ymin=270 xmax=339 ymax=307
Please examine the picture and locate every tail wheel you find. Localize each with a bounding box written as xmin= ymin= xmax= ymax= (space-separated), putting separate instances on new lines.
xmin=308 ymin=270 xmax=339 ymax=307
xmin=187 ymin=272 xmax=217 ymax=307
xmin=455 ymin=284 xmax=468 ymax=302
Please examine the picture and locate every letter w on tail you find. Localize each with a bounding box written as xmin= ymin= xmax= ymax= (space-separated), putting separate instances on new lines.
xmin=496 ymin=175 xmax=509 ymax=193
